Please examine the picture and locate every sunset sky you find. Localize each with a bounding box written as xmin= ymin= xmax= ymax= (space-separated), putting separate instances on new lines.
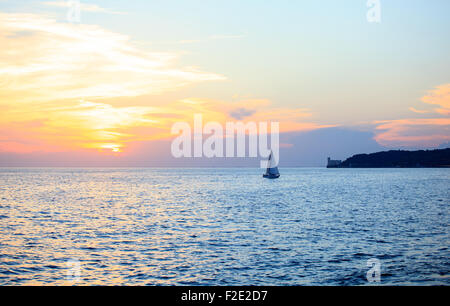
xmin=0 ymin=0 xmax=449 ymax=166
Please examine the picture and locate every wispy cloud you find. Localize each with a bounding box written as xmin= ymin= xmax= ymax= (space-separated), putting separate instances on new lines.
xmin=229 ymin=108 xmax=256 ymax=120
xmin=421 ymin=84 xmax=450 ymax=116
xmin=374 ymin=118 xmax=450 ymax=148
xmin=42 ymin=1 xmax=127 ymax=15
xmin=0 ymin=95 xmax=331 ymax=154
xmin=0 ymin=11 xmax=321 ymax=155
xmin=374 ymin=84 xmax=450 ymax=148
xmin=174 ymin=97 xmax=334 ymax=133
xmin=0 ymin=12 xmax=225 ymax=102
xmin=0 ymin=99 xmax=167 ymax=153
xmin=409 ymin=107 xmax=430 ymax=114
xmin=0 ymin=12 xmax=226 ymax=153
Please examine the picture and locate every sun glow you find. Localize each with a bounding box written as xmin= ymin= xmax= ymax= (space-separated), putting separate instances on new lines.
xmin=0 ymin=12 xmax=224 ymax=154
xmin=1 ymin=7 xmax=448 ymax=159
xmin=98 ymin=143 xmax=122 ymax=153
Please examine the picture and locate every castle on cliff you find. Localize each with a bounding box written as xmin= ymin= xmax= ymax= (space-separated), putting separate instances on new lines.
xmin=327 ymin=157 xmax=342 ymax=168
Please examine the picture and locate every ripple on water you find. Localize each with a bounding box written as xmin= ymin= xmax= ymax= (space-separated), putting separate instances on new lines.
xmin=0 ymin=168 xmax=449 ymax=285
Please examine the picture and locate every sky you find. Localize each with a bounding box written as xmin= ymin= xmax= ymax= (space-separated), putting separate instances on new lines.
xmin=0 ymin=0 xmax=449 ymax=166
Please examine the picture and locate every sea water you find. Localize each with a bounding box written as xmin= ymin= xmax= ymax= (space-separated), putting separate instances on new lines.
xmin=0 ymin=168 xmax=448 ymax=285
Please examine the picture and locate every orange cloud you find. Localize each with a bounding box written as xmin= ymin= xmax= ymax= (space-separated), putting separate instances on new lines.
xmin=0 ymin=13 xmax=332 ymax=155
xmin=0 ymin=97 xmax=332 ymax=153
xmin=374 ymin=85 xmax=450 ymax=148
xmin=421 ymin=84 xmax=450 ymax=116
xmin=0 ymin=12 xmax=226 ymax=153
xmin=173 ymin=98 xmax=335 ymax=133
xmin=408 ymin=107 xmax=430 ymax=114
xmin=374 ymin=118 xmax=450 ymax=148
xmin=0 ymin=12 xmax=224 ymax=103
xmin=0 ymin=99 xmax=182 ymax=153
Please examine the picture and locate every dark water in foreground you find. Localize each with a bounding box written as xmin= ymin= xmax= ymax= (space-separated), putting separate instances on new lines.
xmin=0 ymin=168 xmax=448 ymax=285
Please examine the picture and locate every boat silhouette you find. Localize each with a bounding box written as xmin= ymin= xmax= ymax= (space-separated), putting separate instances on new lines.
xmin=263 ymin=151 xmax=280 ymax=179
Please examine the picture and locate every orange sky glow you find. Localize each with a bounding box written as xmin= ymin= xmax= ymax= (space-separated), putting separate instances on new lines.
xmin=0 ymin=11 xmax=449 ymax=158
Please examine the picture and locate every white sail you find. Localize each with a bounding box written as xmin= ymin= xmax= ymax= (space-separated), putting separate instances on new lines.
xmin=265 ymin=151 xmax=280 ymax=176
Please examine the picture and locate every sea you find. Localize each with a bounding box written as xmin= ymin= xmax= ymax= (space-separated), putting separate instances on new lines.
xmin=0 ymin=168 xmax=448 ymax=285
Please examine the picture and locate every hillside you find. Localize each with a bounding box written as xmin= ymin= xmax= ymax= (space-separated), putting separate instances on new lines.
xmin=328 ymin=148 xmax=450 ymax=168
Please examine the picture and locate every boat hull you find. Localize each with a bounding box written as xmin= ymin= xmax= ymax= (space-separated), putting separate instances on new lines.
xmin=263 ymin=174 xmax=280 ymax=179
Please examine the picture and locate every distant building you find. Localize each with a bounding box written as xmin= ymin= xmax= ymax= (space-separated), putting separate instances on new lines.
xmin=327 ymin=157 xmax=342 ymax=168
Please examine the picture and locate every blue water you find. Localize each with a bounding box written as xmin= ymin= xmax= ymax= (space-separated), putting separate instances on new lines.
xmin=0 ymin=168 xmax=448 ymax=285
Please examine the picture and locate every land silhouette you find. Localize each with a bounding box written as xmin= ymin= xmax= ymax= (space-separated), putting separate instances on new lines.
xmin=327 ymin=148 xmax=450 ymax=168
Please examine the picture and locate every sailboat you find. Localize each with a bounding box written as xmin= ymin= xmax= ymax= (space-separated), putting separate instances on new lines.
xmin=263 ymin=151 xmax=280 ymax=179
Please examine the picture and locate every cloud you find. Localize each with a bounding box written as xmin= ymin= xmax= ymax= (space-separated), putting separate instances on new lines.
xmin=374 ymin=84 xmax=450 ymax=148
xmin=374 ymin=118 xmax=450 ymax=148
xmin=0 ymin=127 xmax=386 ymax=167
xmin=42 ymin=1 xmax=127 ymax=15
xmin=0 ymin=12 xmax=227 ymax=153
xmin=0 ymin=12 xmax=224 ymax=103
xmin=0 ymin=94 xmax=330 ymax=154
xmin=0 ymin=100 xmax=166 ymax=153
xmin=0 ymin=13 xmax=328 ymax=156
xmin=409 ymin=107 xmax=430 ymax=114
xmin=421 ymin=84 xmax=450 ymax=116
xmin=229 ymin=108 xmax=256 ymax=120
xmin=173 ymin=97 xmax=334 ymax=133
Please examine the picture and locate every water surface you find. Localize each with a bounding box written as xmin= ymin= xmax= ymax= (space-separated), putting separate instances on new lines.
xmin=0 ymin=168 xmax=448 ymax=285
